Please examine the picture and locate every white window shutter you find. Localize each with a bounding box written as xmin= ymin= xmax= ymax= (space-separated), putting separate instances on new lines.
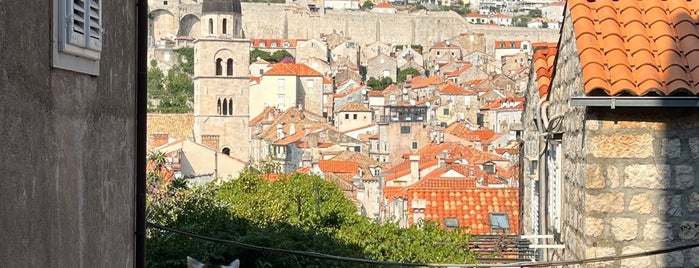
xmin=87 ymin=0 xmax=102 ymax=52
xmin=66 ymin=0 xmax=87 ymax=48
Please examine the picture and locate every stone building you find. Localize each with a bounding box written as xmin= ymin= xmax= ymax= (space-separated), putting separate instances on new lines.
xmin=366 ymin=53 xmax=398 ymax=82
xmin=521 ymin=0 xmax=699 ymax=266
xmin=2 ymin=1 xmax=137 ymax=266
xmin=378 ymin=105 xmax=432 ymax=165
xmin=193 ymin=0 xmax=251 ymax=161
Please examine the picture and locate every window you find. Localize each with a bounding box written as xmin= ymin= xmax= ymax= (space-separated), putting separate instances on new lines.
xmin=271 ymin=42 xmax=277 ymax=47
xmin=383 ymin=69 xmax=390 ymax=77
xmin=208 ymin=19 xmax=213 ymax=34
xmin=226 ymin=59 xmax=233 ymax=76
xmin=443 ymin=108 xmax=450 ymax=115
xmin=307 ymin=79 xmax=314 ymax=88
xmin=222 ymin=19 xmax=227 ymax=34
xmin=345 ymin=114 xmax=349 ymax=119
xmin=445 ymin=218 xmax=459 ymax=230
xmin=354 ymin=146 xmax=361 ymax=152
xmin=277 ymin=78 xmax=285 ymax=90
xmin=215 ymin=58 xmax=223 ymax=75
xmin=277 ymin=95 xmax=285 ymax=108
xmin=548 ymin=140 xmax=562 ymax=233
xmin=163 ymin=1 xmax=168 ymax=4
xmin=53 ymin=0 xmax=103 ymax=75
xmin=489 ymin=212 xmax=510 ymax=232
xmin=411 ymin=141 xmax=418 ymax=150
xmin=221 ymin=147 xmax=231 ymax=155
xmin=400 ymin=126 xmax=411 ymax=134
xmin=353 ymin=114 xmax=357 ymax=120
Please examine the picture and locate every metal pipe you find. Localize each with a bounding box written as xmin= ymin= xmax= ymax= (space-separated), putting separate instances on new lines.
xmin=135 ymin=0 xmax=148 ymax=267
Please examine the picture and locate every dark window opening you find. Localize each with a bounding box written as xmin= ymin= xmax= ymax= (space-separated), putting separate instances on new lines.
xmin=228 ymin=99 xmax=233 ymax=115
xmin=400 ymin=126 xmax=411 ymax=134
xmin=215 ymin=58 xmax=223 ymax=75
xmin=222 ymin=99 xmax=228 ymax=115
xmin=222 ymin=147 xmax=231 ymax=155
xmin=345 ymin=114 xmax=349 ymax=119
xmin=217 ymin=99 xmax=222 ymax=114
xmin=226 ymin=59 xmax=233 ymax=76
xmin=411 ymin=141 xmax=418 ymax=150
xmin=222 ymin=19 xmax=227 ymax=34
xmin=208 ymin=19 xmax=213 ymax=34
xmin=445 ymin=218 xmax=459 ymax=230
xmin=353 ymin=114 xmax=357 ymax=119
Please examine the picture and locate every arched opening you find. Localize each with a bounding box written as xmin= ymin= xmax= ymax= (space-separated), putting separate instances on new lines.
xmin=228 ymin=98 xmax=233 ymax=115
xmin=222 ymin=147 xmax=231 ymax=155
xmin=222 ymin=18 xmax=227 ymax=34
xmin=215 ymin=58 xmax=222 ymax=75
xmin=208 ymin=18 xmax=213 ymax=34
xmin=217 ymin=98 xmax=222 ymax=114
xmin=222 ymin=99 xmax=228 ymax=115
xmin=226 ymin=58 xmax=233 ymax=76
xmin=177 ymin=14 xmax=201 ymax=39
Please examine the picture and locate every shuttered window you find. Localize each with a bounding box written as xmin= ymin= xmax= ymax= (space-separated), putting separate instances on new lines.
xmin=53 ymin=0 xmax=102 ymax=75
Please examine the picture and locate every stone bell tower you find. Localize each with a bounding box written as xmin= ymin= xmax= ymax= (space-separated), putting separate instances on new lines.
xmin=193 ymin=0 xmax=250 ymax=161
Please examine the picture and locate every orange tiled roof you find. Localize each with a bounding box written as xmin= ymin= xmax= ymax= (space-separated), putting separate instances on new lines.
xmin=411 ymin=76 xmax=443 ymax=88
xmin=374 ymin=1 xmax=395 ymax=8
xmin=323 ymin=76 xmax=333 ymax=84
xmin=439 ymin=81 xmax=476 ymax=95
xmin=445 ymin=123 xmax=500 ymax=143
xmin=494 ymin=41 xmax=522 ymax=49
xmin=337 ymin=102 xmax=371 ymax=112
xmin=533 ymin=44 xmax=558 ymax=97
xmin=249 ymin=106 xmax=279 ymax=126
xmin=432 ymin=40 xmax=461 ymax=49
xmin=417 ymin=142 xmax=508 ymax=164
xmin=569 ymin=0 xmax=699 ymax=96
xmin=481 ymin=97 xmax=525 ymax=110
xmin=250 ymin=38 xmax=298 ymax=48
xmin=387 ymin=165 xmax=520 ymax=234
xmin=272 ymin=131 xmax=306 ymax=146
xmin=318 ymin=160 xmax=359 ymax=173
xmin=264 ymin=63 xmax=323 ymax=76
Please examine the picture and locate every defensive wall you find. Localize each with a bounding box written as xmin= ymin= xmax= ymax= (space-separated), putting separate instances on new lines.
xmin=149 ymin=2 xmax=560 ymax=53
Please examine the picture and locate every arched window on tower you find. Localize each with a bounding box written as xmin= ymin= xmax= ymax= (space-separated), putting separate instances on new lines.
xmin=222 ymin=19 xmax=227 ymax=34
xmin=222 ymin=147 xmax=231 ymax=155
xmin=226 ymin=59 xmax=233 ymax=76
xmin=228 ymin=98 xmax=233 ymax=115
xmin=222 ymin=98 xmax=228 ymax=115
xmin=234 ymin=19 xmax=239 ymax=36
xmin=217 ymin=98 xmax=222 ymax=115
xmin=208 ymin=18 xmax=213 ymax=34
xmin=215 ymin=58 xmax=222 ymax=75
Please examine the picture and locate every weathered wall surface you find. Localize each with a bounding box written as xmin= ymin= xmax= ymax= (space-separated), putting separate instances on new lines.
xmin=0 ymin=1 xmax=136 ymax=267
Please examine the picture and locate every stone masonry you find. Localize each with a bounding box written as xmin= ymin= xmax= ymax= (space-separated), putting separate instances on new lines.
xmin=541 ymin=8 xmax=699 ymax=267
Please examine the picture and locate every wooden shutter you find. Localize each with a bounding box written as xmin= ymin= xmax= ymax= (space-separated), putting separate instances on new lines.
xmin=86 ymin=0 xmax=102 ymax=52
xmin=66 ymin=0 xmax=87 ymax=48
xmin=63 ymin=0 xmax=101 ymax=53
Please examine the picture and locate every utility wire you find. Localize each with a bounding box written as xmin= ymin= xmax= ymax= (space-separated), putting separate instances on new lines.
xmin=147 ymin=221 xmax=699 ymax=267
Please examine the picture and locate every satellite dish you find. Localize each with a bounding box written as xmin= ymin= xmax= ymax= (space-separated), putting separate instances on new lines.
xmin=361 ymin=88 xmax=367 ymax=95
xmin=425 ymin=101 xmax=431 ymax=107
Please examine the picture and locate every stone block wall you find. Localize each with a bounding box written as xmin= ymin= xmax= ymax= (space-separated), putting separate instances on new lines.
xmin=546 ymin=8 xmax=699 ymax=267
xmin=581 ymin=108 xmax=699 ymax=267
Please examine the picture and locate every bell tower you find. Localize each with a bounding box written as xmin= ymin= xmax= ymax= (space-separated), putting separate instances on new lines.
xmin=193 ymin=0 xmax=250 ymax=161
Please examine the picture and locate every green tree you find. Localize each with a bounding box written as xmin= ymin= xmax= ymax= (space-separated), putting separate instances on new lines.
xmin=147 ymin=170 xmax=478 ymax=267
xmin=528 ymin=9 xmax=542 ymax=18
xmin=361 ymin=0 xmax=374 ymax=10
xmin=397 ymin=68 xmax=421 ymax=83
xmin=147 ymin=62 xmax=165 ymax=99
xmin=173 ymin=47 xmax=194 ymax=75
xmin=366 ymin=76 xmax=393 ymax=90
xmin=250 ymin=49 xmax=272 ymax=63
xmin=271 ymin=50 xmax=294 ymax=63
xmin=513 ymin=15 xmax=532 ymax=27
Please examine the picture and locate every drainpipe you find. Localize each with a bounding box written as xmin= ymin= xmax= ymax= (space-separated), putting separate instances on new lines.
xmin=136 ymin=0 xmax=148 ymax=267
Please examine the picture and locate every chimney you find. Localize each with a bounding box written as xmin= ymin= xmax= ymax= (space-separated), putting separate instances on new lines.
xmin=289 ymin=123 xmax=296 ymax=135
xmin=437 ymin=151 xmax=447 ymax=168
xmin=409 ymin=155 xmax=420 ymax=182
xmin=149 ymin=133 xmax=169 ymax=148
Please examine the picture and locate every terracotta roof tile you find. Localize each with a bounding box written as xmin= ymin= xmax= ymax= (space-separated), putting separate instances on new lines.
xmin=533 ymin=44 xmax=558 ymax=97
xmin=272 ymin=131 xmax=306 ymax=145
xmin=264 ymin=63 xmax=323 ymax=76
xmin=337 ymin=102 xmax=371 ymax=112
xmin=374 ymin=1 xmax=395 ymax=8
xmin=439 ymin=81 xmax=476 ymax=95
xmin=569 ymin=0 xmax=699 ymax=95
xmin=318 ymin=160 xmax=359 ymax=173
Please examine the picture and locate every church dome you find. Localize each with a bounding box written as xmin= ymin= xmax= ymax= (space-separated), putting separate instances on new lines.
xmin=202 ymin=0 xmax=242 ymax=14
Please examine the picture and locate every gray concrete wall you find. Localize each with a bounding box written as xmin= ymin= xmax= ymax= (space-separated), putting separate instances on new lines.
xmin=0 ymin=1 xmax=136 ymax=267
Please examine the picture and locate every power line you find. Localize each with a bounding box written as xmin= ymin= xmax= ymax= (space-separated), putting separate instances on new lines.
xmin=147 ymin=221 xmax=699 ymax=267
